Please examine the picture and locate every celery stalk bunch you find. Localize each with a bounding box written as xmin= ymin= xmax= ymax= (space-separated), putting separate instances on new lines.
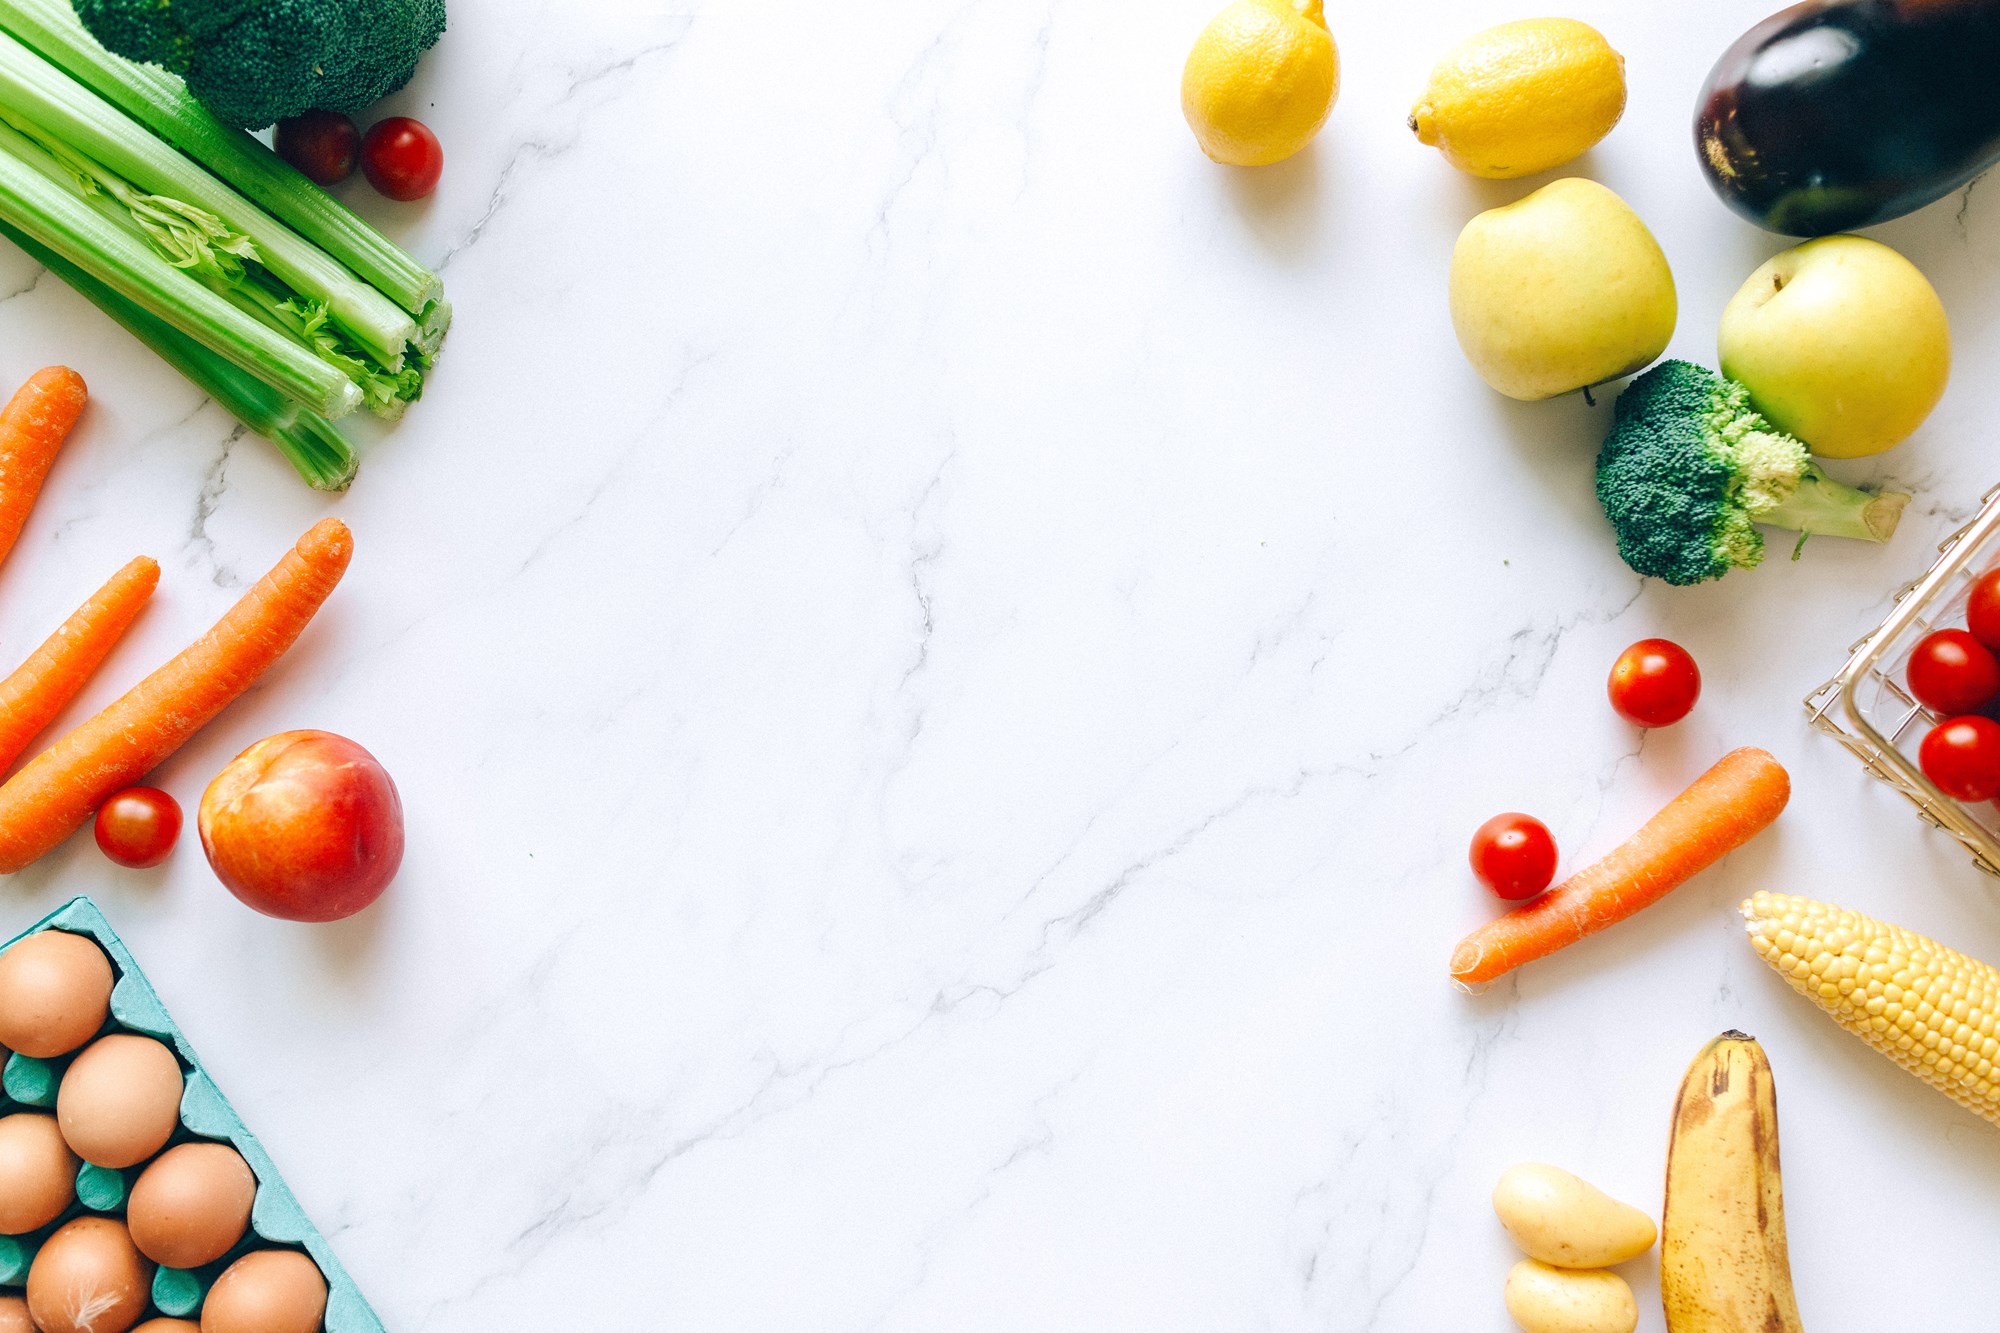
xmin=0 ymin=0 xmax=448 ymax=488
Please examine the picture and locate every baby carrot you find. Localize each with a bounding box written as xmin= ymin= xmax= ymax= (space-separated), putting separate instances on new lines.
xmin=0 ymin=518 xmax=352 ymax=873
xmin=0 ymin=367 xmax=88 ymax=574
xmin=1450 ymin=747 xmax=1790 ymax=987
xmin=0 ymin=555 xmax=158 ymax=775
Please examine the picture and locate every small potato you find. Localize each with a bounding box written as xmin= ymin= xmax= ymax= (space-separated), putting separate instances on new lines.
xmin=1493 ymin=1163 xmax=1655 ymax=1268
xmin=1504 ymin=1259 xmax=1637 ymax=1333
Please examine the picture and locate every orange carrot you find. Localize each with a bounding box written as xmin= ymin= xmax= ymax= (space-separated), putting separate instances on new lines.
xmin=0 ymin=518 xmax=352 ymax=873
xmin=0 ymin=555 xmax=159 ymax=775
xmin=1450 ymin=747 xmax=1790 ymax=988
xmin=0 ymin=367 xmax=88 ymax=574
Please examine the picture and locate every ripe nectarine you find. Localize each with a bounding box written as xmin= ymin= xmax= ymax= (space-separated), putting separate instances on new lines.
xmin=199 ymin=731 xmax=402 ymax=922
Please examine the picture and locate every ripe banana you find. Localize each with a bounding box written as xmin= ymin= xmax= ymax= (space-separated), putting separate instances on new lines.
xmin=1660 ymin=1031 xmax=1805 ymax=1333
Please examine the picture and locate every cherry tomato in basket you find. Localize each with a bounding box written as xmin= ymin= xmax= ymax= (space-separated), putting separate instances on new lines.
xmin=1607 ymin=638 xmax=1701 ymax=727
xmin=361 ymin=116 xmax=443 ymax=201
xmin=274 ymin=109 xmax=360 ymax=185
xmin=1967 ymin=569 xmax=2000 ymax=654
xmin=1920 ymin=717 xmax=2000 ymax=802
xmin=1906 ymin=629 xmax=2000 ymax=716
xmin=94 ymin=787 xmax=182 ymax=868
xmin=1469 ymin=813 xmax=1558 ymax=902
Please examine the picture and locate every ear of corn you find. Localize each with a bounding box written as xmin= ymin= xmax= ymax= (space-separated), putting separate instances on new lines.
xmin=1742 ymin=891 xmax=2000 ymax=1127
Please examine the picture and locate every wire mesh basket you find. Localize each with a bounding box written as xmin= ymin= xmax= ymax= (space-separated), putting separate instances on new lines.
xmin=1807 ymin=483 xmax=2000 ymax=877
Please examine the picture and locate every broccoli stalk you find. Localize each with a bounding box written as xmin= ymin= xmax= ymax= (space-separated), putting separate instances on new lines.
xmin=1595 ymin=360 xmax=1908 ymax=586
xmin=1761 ymin=464 xmax=1907 ymax=544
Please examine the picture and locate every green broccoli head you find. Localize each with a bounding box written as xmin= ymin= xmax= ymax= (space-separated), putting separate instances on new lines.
xmin=71 ymin=0 xmax=191 ymax=68
xmin=74 ymin=0 xmax=446 ymax=130
xmin=1595 ymin=359 xmax=1906 ymax=586
xmin=1594 ymin=360 xmax=1803 ymax=585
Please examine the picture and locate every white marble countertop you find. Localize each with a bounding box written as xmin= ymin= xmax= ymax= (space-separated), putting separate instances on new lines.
xmin=3 ymin=0 xmax=1999 ymax=1327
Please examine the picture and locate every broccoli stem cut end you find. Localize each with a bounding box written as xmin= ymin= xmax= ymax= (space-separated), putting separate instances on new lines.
xmin=1758 ymin=462 xmax=1908 ymax=545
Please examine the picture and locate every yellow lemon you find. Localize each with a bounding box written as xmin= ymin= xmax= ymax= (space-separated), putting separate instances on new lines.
xmin=1410 ymin=18 xmax=1625 ymax=179
xmin=1181 ymin=0 xmax=1339 ymax=166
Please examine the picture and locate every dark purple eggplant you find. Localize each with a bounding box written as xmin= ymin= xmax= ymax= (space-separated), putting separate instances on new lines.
xmin=1696 ymin=0 xmax=2000 ymax=235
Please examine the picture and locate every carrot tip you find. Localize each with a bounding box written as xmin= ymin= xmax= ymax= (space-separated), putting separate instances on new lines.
xmin=301 ymin=516 xmax=353 ymax=559
xmin=31 ymin=365 xmax=86 ymax=394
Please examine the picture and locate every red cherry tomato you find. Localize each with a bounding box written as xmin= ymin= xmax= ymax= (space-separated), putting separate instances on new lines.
xmin=274 ymin=110 xmax=360 ymax=185
xmin=360 ymin=116 xmax=443 ymax=201
xmin=1469 ymin=813 xmax=1559 ymax=901
xmin=94 ymin=788 xmax=182 ymax=868
xmin=1607 ymin=638 xmax=1701 ymax=727
xmin=1920 ymin=717 xmax=2000 ymax=802
xmin=1906 ymin=629 xmax=2000 ymax=716
xmin=1967 ymin=569 xmax=2000 ymax=654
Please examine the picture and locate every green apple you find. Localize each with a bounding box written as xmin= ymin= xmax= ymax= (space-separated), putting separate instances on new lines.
xmin=1449 ymin=178 xmax=1677 ymax=401
xmin=1718 ymin=235 xmax=1950 ymax=459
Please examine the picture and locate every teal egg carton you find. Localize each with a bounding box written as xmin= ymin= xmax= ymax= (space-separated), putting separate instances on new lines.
xmin=1 ymin=896 xmax=384 ymax=1330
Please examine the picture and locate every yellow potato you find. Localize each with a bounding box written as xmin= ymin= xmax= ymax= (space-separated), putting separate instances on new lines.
xmin=1503 ymin=1260 xmax=1637 ymax=1333
xmin=1492 ymin=1163 xmax=1655 ymax=1268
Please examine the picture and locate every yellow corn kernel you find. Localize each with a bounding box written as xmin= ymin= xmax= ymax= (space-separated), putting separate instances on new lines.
xmin=1743 ymin=892 xmax=2000 ymax=1127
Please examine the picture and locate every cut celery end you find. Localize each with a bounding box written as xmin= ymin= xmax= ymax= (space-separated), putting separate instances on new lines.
xmin=273 ymin=410 xmax=362 ymax=491
xmin=0 ymin=217 xmax=358 ymax=490
xmin=208 ymin=271 xmax=419 ymax=418
xmin=417 ymin=298 xmax=452 ymax=358
xmin=0 ymin=121 xmax=362 ymax=420
xmin=0 ymin=0 xmax=443 ymax=316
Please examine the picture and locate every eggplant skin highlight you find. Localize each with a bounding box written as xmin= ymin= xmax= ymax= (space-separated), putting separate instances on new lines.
xmin=1695 ymin=0 xmax=2000 ymax=236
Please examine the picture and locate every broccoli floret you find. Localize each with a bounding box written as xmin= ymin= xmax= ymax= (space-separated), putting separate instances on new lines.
xmin=73 ymin=0 xmax=445 ymax=130
xmin=1596 ymin=360 xmax=1908 ymax=586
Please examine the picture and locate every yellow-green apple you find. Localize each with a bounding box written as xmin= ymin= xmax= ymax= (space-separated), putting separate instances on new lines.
xmin=1719 ymin=235 xmax=1949 ymax=458
xmin=199 ymin=731 xmax=402 ymax=922
xmin=1450 ymin=177 xmax=1677 ymax=400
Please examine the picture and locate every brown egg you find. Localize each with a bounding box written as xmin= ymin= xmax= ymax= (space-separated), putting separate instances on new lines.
xmin=0 ymin=1111 xmax=78 ymax=1233
xmin=0 ymin=930 xmax=113 ymax=1058
xmin=25 ymin=1216 xmax=151 ymax=1333
xmin=127 ymin=1142 xmax=257 ymax=1268
xmin=199 ymin=1250 xmax=327 ymax=1333
xmin=133 ymin=1323 xmax=201 ymax=1333
xmin=0 ymin=1294 xmax=32 ymax=1333
xmin=57 ymin=1034 xmax=184 ymax=1169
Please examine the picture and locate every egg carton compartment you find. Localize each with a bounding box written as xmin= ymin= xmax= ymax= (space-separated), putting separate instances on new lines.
xmin=1806 ymin=482 xmax=2000 ymax=876
xmin=1 ymin=896 xmax=385 ymax=1331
